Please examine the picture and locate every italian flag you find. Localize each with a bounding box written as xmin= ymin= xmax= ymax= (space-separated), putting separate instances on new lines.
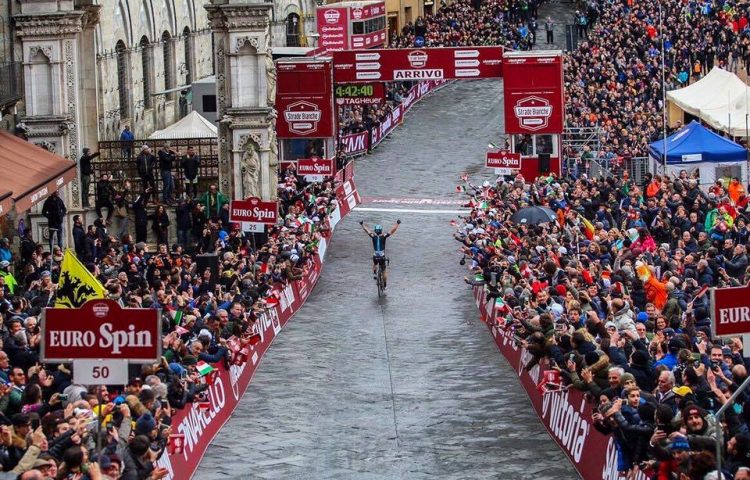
xmin=456 ymin=185 xmax=466 ymax=193
xmin=196 ymin=361 xmax=214 ymax=377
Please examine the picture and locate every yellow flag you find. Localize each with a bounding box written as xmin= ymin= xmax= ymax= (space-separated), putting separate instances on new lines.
xmin=54 ymin=249 xmax=106 ymax=308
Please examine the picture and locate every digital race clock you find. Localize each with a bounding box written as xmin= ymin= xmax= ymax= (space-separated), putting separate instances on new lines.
xmin=334 ymin=83 xmax=384 ymax=98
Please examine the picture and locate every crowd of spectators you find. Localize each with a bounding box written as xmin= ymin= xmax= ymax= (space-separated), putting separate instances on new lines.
xmin=566 ymin=0 xmax=750 ymax=161
xmin=0 ymin=164 xmax=341 ymax=478
xmin=455 ymin=170 xmax=750 ymax=479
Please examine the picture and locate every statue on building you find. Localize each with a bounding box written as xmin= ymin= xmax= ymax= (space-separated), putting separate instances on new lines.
xmin=241 ymin=138 xmax=261 ymax=198
xmin=265 ymin=50 xmax=276 ymax=107
xmin=267 ymin=126 xmax=279 ymax=198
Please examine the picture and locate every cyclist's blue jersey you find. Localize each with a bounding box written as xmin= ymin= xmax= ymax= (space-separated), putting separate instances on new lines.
xmin=371 ymin=233 xmax=390 ymax=256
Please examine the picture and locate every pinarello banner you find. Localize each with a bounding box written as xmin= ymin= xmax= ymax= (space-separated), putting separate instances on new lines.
xmin=276 ymin=59 xmax=335 ymax=138
xmin=340 ymin=131 xmax=369 ymax=155
xmin=711 ymin=286 xmax=750 ymax=337
xmin=156 ymin=177 xmax=361 ymax=480
xmin=333 ymin=47 xmax=504 ymax=83
xmin=317 ymin=7 xmax=349 ymax=51
xmin=297 ymin=158 xmax=334 ymax=177
xmin=229 ymin=197 xmax=278 ymax=225
xmin=42 ymin=299 xmax=160 ymax=362
xmin=486 ymin=150 xmax=521 ymax=169
xmin=502 ymin=51 xmax=564 ymax=134
xmin=473 ymin=287 xmax=647 ymax=480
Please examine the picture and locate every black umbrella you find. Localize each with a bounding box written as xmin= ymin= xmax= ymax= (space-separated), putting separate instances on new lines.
xmin=509 ymin=206 xmax=557 ymax=225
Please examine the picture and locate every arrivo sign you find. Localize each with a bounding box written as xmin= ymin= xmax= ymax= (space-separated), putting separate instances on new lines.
xmin=229 ymin=197 xmax=279 ymax=225
xmin=711 ymin=285 xmax=750 ymax=337
xmin=486 ymin=150 xmax=521 ymax=169
xmin=42 ymin=299 xmax=160 ymax=362
xmin=297 ymin=158 xmax=334 ymax=177
xmin=332 ymin=46 xmax=504 ymax=83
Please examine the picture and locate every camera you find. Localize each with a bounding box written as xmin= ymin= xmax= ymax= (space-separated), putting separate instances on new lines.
xmin=710 ymin=359 xmax=720 ymax=370
xmin=598 ymin=402 xmax=613 ymax=415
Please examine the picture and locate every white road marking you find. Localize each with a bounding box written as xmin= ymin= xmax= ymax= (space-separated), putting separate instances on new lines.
xmin=355 ymin=207 xmax=467 ymax=214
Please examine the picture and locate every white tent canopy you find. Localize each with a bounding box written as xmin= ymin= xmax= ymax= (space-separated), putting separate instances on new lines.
xmin=667 ymin=67 xmax=750 ymax=138
xmin=148 ymin=111 xmax=218 ymax=139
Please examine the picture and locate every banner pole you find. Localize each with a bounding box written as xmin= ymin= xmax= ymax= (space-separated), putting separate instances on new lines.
xmin=714 ymin=374 xmax=750 ymax=475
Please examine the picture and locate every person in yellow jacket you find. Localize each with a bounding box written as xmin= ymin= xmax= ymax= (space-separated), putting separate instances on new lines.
xmin=0 ymin=260 xmax=17 ymax=294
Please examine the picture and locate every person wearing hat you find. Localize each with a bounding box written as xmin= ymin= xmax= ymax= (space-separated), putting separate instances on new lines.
xmin=78 ymin=146 xmax=100 ymax=208
xmin=0 ymin=260 xmax=17 ymax=295
xmin=136 ymin=144 xmax=156 ymax=195
xmin=681 ymin=404 xmax=718 ymax=451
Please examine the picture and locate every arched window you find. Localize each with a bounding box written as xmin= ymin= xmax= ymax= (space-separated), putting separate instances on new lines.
xmin=162 ymin=31 xmax=174 ymax=100
xmin=115 ymin=41 xmax=130 ymax=119
xmin=30 ymin=49 xmax=53 ymax=115
xmin=183 ymin=27 xmax=192 ymax=85
xmin=140 ymin=36 xmax=152 ymax=109
xmin=286 ymin=13 xmax=301 ymax=47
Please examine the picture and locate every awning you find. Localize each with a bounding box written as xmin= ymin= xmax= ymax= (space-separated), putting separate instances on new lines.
xmin=0 ymin=129 xmax=78 ymax=215
xmin=0 ymin=190 xmax=12 ymax=217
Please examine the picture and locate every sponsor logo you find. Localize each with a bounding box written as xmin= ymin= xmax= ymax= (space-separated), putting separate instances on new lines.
xmin=322 ymin=26 xmax=344 ymax=32
xmin=92 ymin=303 xmax=110 ymax=318
xmin=283 ymin=100 xmax=322 ymax=135
xmin=514 ymin=95 xmax=553 ymax=131
xmin=352 ymin=7 xmax=363 ymax=19
xmin=31 ymin=186 xmax=49 ymax=205
xmin=540 ymin=389 xmax=590 ymax=463
xmin=407 ymin=50 xmax=428 ymax=68
xmin=323 ymin=9 xmax=340 ymax=24
xmin=341 ymin=132 xmax=367 ymax=153
xmin=175 ymin=378 xmax=228 ymax=460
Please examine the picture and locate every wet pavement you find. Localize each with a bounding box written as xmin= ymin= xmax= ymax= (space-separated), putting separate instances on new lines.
xmin=196 ymin=75 xmax=579 ymax=479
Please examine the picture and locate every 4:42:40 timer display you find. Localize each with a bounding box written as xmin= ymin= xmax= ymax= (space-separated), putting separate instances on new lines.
xmin=334 ymin=83 xmax=384 ymax=98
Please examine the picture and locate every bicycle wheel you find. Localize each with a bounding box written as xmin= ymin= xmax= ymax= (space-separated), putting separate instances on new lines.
xmin=376 ymin=265 xmax=384 ymax=297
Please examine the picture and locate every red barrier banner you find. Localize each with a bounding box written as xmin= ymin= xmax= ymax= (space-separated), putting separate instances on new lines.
xmin=156 ymin=178 xmax=361 ymax=479
xmin=333 ymin=47 xmax=504 ymax=82
xmin=472 ymin=286 xmax=646 ymax=480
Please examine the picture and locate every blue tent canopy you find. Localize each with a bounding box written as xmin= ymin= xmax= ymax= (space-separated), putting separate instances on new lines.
xmin=648 ymin=121 xmax=747 ymax=164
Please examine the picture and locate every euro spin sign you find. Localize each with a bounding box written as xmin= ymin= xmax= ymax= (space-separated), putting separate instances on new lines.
xmin=486 ymin=150 xmax=521 ymax=169
xmin=297 ymin=158 xmax=334 ymax=177
xmin=42 ymin=299 xmax=160 ymax=362
xmin=711 ymin=285 xmax=750 ymax=337
xmin=332 ymin=46 xmax=504 ymax=83
xmin=229 ymin=197 xmax=279 ymax=225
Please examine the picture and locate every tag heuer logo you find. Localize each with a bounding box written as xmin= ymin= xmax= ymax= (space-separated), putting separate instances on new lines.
xmin=284 ymin=101 xmax=322 ymax=135
xmin=514 ymin=96 xmax=553 ymax=131
xmin=407 ymin=50 xmax=428 ymax=68
xmin=323 ymin=9 xmax=340 ymax=24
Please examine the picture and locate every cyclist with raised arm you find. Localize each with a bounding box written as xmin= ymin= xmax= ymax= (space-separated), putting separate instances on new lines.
xmin=359 ymin=219 xmax=401 ymax=289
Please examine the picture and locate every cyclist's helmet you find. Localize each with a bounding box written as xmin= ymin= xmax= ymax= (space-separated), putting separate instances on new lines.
xmin=374 ymin=224 xmax=383 ymax=234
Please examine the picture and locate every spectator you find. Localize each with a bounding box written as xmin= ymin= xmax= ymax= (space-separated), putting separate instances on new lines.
xmin=151 ymin=205 xmax=170 ymax=246
xmin=41 ymin=192 xmax=66 ymax=253
xmin=95 ymin=173 xmax=116 ymax=225
xmin=136 ymin=145 xmax=156 ymax=196
xmin=120 ymin=125 xmax=134 ymax=161
xmin=158 ymin=143 xmax=177 ymax=205
xmin=198 ymin=185 xmax=229 ymax=222
xmin=78 ymin=147 xmax=99 ymax=208
xmin=180 ymin=146 xmax=201 ymax=199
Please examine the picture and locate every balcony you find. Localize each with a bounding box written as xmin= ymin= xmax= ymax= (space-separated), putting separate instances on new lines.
xmin=0 ymin=62 xmax=22 ymax=110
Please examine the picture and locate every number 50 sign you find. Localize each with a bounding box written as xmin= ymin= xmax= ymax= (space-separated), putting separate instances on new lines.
xmin=73 ymin=359 xmax=130 ymax=385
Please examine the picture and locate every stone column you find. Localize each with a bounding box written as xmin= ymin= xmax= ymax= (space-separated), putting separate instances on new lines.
xmin=206 ymin=0 xmax=278 ymax=201
xmin=14 ymin=0 xmax=98 ymax=245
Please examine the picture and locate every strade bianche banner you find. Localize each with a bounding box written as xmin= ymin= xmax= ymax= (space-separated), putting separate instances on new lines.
xmin=155 ymin=180 xmax=361 ymax=479
xmin=473 ymin=287 xmax=648 ymax=480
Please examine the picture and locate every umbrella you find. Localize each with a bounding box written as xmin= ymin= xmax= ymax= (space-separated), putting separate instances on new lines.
xmin=509 ymin=206 xmax=557 ymax=225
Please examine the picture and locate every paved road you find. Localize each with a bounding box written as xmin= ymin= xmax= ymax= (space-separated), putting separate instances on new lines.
xmin=196 ymin=78 xmax=578 ymax=479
